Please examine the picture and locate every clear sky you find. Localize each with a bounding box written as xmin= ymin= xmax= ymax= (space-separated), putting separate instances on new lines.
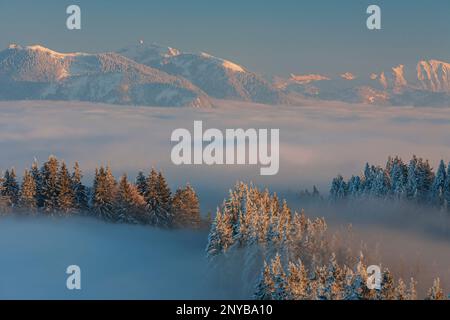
xmin=0 ymin=0 xmax=449 ymax=76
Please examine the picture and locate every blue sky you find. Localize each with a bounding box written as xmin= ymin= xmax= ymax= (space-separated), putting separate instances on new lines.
xmin=0 ymin=0 xmax=449 ymax=76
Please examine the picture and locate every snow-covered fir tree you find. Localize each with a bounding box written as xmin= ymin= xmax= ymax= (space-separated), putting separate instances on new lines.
xmin=329 ymin=155 xmax=450 ymax=211
xmin=92 ymin=166 xmax=118 ymax=221
xmin=143 ymin=169 xmax=173 ymax=228
xmin=207 ymin=182 xmax=447 ymax=300
xmin=18 ymin=169 xmax=37 ymax=212
xmin=427 ymin=278 xmax=445 ymax=300
xmin=330 ymin=175 xmax=347 ymax=201
xmin=31 ymin=160 xmax=43 ymax=208
xmin=71 ymin=162 xmax=88 ymax=213
xmin=2 ymin=169 xmax=19 ymax=206
xmin=0 ymin=173 xmax=11 ymax=213
xmin=172 ymin=184 xmax=201 ymax=228
xmin=57 ymin=161 xmax=75 ymax=214
xmin=116 ymin=174 xmax=146 ymax=224
xmin=0 ymin=156 xmax=203 ymax=230
xmin=391 ymin=160 xmax=407 ymax=199
xmin=444 ymin=162 xmax=450 ymax=211
xmin=40 ymin=156 xmax=60 ymax=213
xmin=135 ymin=171 xmax=147 ymax=196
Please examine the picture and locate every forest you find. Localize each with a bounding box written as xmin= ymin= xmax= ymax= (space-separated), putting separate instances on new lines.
xmin=330 ymin=156 xmax=450 ymax=210
xmin=0 ymin=155 xmax=204 ymax=229
xmin=1 ymin=155 xmax=449 ymax=300
xmin=206 ymin=182 xmax=448 ymax=300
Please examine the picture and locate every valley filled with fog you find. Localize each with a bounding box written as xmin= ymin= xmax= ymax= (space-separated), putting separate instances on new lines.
xmin=0 ymin=99 xmax=450 ymax=298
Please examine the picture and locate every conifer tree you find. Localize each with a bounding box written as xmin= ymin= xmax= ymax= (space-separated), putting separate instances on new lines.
xmin=286 ymin=260 xmax=309 ymax=300
xmin=330 ymin=175 xmax=347 ymax=201
xmin=144 ymin=169 xmax=173 ymax=228
xmin=40 ymin=156 xmax=60 ymax=213
xmin=407 ymin=278 xmax=418 ymax=300
xmin=391 ymin=161 xmax=407 ymax=199
xmin=325 ymin=253 xmax=344 ymax=300
xmin=172 ymin=184 xmax=201 ymax=228
xmin=254 ymin=261 xmax=274 ymax=300
xmin=31 ymin=160 xmax=43 ymax=208
xmin=415 ymin=158 xmax=434 ymax=203
xmin=116 ymin=174 xmax=147 ymax=224
xmin=0 ymin=173 xmax=10 ymax=214
xmin=206 ymin=210 xmax=223 ymax=258
xmin=18 ymin=169 xmax=37 ymax=213
xmin=380 ymin=269 xmax=396 ymax=300
xmin=395 ymin=278 xmax=408 ymax=300
xmin=430 ymin=160 xmax=446 ymax=207
xmin=406 ymin=158 xmax=418 ymax=200
xmin=135 ymin=171 xmax=147 ymax=196
xmin=92 ymin=166 xmax=117 ymax=221
xmin=426 ymin=278 xmax=445 ymax=300
xmin=71 ymin=162 xmax=89 ymax=213
xmin=57 ymin=161 xmax=75 ymax=214
xmin=444 ymin=162 xmax=450 ymax=211
xmin=2 ymin=169 xmax=19 ymax=206
xmin=270 ymin=254 xmax=288 ymax=300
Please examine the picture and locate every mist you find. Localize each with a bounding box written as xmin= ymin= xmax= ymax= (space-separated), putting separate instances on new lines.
xmin=1 ymin=99 xmax=450 ymax=298
xmin=0 ymin=216 xmax=231 ymax=299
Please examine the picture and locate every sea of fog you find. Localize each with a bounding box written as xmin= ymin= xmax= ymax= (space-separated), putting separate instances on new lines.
xmin=0 ymin=99 xmax=450 ymax=298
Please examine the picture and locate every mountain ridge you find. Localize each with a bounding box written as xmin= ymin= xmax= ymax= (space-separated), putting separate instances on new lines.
xmin=1 ymin=43 xmax=450 ymax=107
xmin=0 ymin=44 xmax=212 ymax=108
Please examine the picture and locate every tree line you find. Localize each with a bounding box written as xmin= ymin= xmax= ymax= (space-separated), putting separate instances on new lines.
xmin=206 ymin=182 xmax=447 ymax=300
xmin=0 ymin=156 xmax=203 ymax=229
xmin=330 ymin=155 xmax=450 ymax=210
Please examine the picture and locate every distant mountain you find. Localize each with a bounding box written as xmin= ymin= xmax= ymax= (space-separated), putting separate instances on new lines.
xmin=276 ymin=60 xmax=450 ymax=107
xmin=0 ymin=44 xmax=212 ymax=108
xmin=118 ymin=43 xmax=291 ymax=105
xmin=2 ymin=43 xmax=449 ymax=108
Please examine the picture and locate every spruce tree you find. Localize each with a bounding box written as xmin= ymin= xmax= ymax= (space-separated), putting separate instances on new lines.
xmin=57 ymin=161 xmax=75 ymax=214
xmin=135 ymin=171 xmax=147 ymax=196
xmin=431 ymin=160 xmax=447 ymax=207
xmin=254 ymin=261 xmax=275 ymax=300
xmin=40 ymin=156 xmax=60 ymax=213
xmin=444 ymin=162 xmax=450 ymax=211
xmin=415 ymin=158 xmax=434 ymax=203
xmin=18 ymin=169 xmax=37 ymax=213
xmin=172 ymin=184 xmax=201 ymax=228
xmin=2 ymin=169 xmax=19 ymax=206
xmin=270 ymin=254 xmax=288 ymax=300
xmin=286 ymin=260 xmax=309 ymax=300
xmin=144 ymin=169 xmax=173 ymax=228
xmin=116 ymin=174 xmax=146 ymax=224
xmin=330 ymin=175 xmax=347 ymax=201
xmin=406 ymin=158 xmax=418 ymax=200
xmin=0 ymin=172 xmax=11 ymax=213
xmin=92 ymin=166 xmax=117 ymax=221
xmin=71 ymin=162 xmax=89 ymax=213
xmin=391 ymin=162 xmax=407 ymax=199
xmin=31 ymin=160 xmax=43 ymax=208
xmin=206 ymin=210 xmax=223 ymax=258
xmin=380 ymin=269 xmax=396 ymax=300
xmin=426 ymin=278 xmax=445 ymax=300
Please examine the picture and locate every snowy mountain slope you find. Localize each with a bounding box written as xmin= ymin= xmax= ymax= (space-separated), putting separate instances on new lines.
xmin=118 ymin=43 xmax=291 ymax=105
xmin=0 ymin=44 xmax=212 ymax=108
xmin=277 ymin=60 xmax=450 ymax=107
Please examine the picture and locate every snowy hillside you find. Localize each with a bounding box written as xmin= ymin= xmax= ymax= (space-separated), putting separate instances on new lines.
xmin=0 ymin=44 xmax=212 ymax=108
xmin=276 ymin=60 xmax=450 ymax=107
xmin=118 ymin=42 xmax=291 ymax=105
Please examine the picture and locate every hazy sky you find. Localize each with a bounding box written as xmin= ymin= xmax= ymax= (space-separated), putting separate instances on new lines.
xmin=0 ymin=0 xmax=449 ymax=76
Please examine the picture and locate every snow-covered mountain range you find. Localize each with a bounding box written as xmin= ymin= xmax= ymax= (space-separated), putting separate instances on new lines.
xmin=0 ymin=44 xmax=211 ymax=107
xmin=1 ymin=42 xmax=450 ymax=107
xmin=275 ymin=60 xmax=450 ymax=106
xmin=118 ymin=43 xmax=290 ymax=105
